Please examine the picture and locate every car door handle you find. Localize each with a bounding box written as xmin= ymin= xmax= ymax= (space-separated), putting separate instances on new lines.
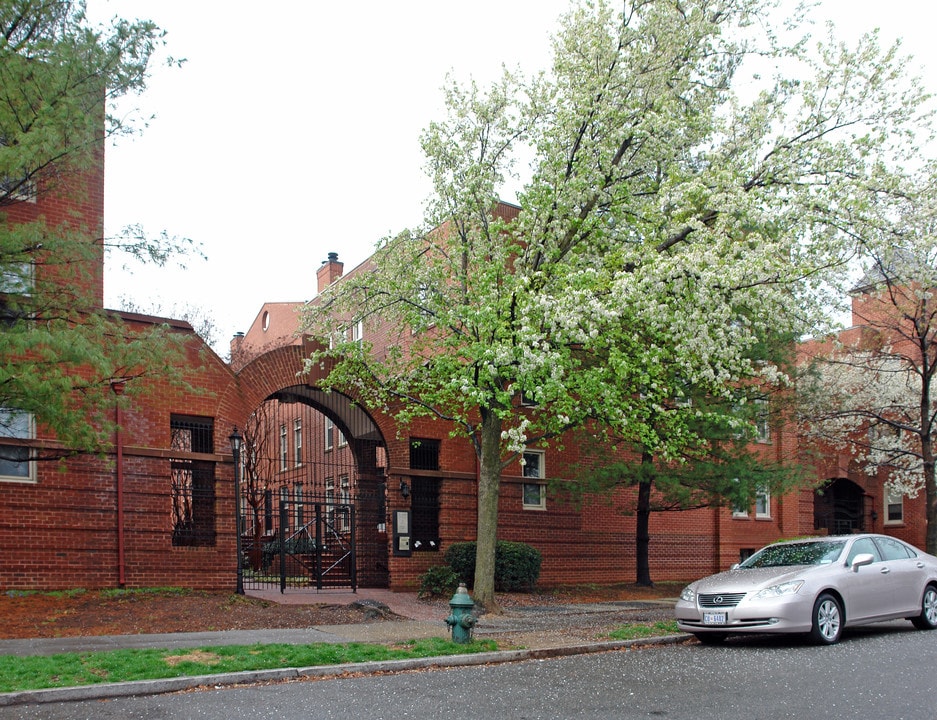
xmin=917 ymin=562 xmax=926 ymax=569
xmin=880 ymin=567 xmax=890 ymax=574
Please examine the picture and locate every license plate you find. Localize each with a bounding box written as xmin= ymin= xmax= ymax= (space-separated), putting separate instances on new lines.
xmin=703 ymin=612 xmax=727 ymax=625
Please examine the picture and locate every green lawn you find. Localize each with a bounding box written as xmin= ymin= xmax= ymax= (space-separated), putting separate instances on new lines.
xmin=0 ymin=620 xmax=681 ymax=693
xmin=0 ymin=638 xmax=496 ymax=693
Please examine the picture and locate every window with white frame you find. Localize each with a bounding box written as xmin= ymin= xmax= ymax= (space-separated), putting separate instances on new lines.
xmin=755 ymin=485 xmax=771 ymax=518
xmin=1 ymin=261 xmax=34 ymax=327
xmin=519 ymin=390 xmax=538 ymax=407
xmin=325 ymin=476 xmax=335 ymax=525
xmin=294 ymin=483 xmax=304 ymax=527
xmin=885 ymin=488 xmax=904 ymax=524
xmin=731 ymin=478 xmax=749 ymax=518
xmin=325 ymin=418 xmax=334 ymax=452
xmin=0 ymin=136 xmax=37 ymax=203
xmin=293 ymin=418 xmax=302 ymax=466
xmin=754 ymin=398 xmax=770 ymax=443
xmin=350 ymin=319 xmax=363 ymax=347
xmin=279 ymin=424 xmax=287 ymax=471
xmin=339 ymin=474 xmax=350 ymax=531
xmin=522 ymin=450 xmax=546 ymax=510
xmin=0 ymin=408 xmax=34 ymax=482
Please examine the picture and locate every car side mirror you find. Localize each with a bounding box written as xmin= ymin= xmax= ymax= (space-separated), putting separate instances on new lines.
xmin=851 ymin=553 xmax=875 ymax=572
xmin=730 ymin=563 xmax=740 ymax=570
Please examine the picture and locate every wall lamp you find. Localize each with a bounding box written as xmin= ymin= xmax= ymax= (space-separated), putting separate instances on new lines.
xmin=400 ymin=479 xmax=410 ymax=499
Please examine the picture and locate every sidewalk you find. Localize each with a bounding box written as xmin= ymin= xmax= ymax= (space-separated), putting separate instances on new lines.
xmin=0 ymin=589 xmax=684 ymax=707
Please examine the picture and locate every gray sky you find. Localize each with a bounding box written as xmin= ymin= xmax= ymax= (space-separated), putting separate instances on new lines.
xmin=87 ymin=0 xmax=937 ymax=357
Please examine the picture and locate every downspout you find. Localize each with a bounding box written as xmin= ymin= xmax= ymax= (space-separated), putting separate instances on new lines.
xmin=111 ymin=381 xmax=126 ymax=587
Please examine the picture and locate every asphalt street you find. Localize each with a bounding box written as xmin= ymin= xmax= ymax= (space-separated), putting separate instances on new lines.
xmin=4 ymin=621 xmax=935 ymax=720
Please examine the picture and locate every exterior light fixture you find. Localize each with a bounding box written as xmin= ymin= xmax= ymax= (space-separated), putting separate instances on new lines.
xmin=229 ymin=427 xmax=244 ymax=595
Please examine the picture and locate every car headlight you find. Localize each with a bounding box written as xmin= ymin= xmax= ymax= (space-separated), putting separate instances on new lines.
xmin=753 ymin=580 xmax=804 ymax=600
xmin=679 ymin=586 xmax=696 ymax=603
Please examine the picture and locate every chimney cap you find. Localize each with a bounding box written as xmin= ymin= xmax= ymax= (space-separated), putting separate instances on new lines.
xmin=327 ymin=252 xmax=339 ymax=262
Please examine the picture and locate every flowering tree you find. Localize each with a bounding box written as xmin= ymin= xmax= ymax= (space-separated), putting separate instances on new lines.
xmin=304 ymin=0 xmax=930 ymax=610
xmin=799 ymin=170 xmax=937 ymax=553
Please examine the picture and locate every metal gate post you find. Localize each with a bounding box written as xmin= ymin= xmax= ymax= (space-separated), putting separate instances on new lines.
xmin=279 ymin=502 xmax=287 ymax=594
xmin=314 ymin=503 xmax=323 ymax=591
xmin=350 ymin=506 xmax=357 ymax=592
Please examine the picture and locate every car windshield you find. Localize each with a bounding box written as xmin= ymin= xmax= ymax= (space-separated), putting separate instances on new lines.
xmin=739 ymin=540 xmax=846 ymax=568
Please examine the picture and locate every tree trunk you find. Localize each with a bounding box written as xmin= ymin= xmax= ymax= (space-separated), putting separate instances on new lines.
xmin=921 ymin=432 xmax=937 ymax=555
xmin=635 ymin=452 xmax=653 ymax=586
xmin=473 ymin=408 xmax=503 ymax=613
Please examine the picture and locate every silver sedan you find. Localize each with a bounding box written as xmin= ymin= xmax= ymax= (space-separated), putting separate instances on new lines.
xmin=675 ymin=534 xmax=937 ymax=645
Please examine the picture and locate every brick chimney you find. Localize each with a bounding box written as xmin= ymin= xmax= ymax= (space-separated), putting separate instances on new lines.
xmin=316 ymin=252 xmax=344 ymax=293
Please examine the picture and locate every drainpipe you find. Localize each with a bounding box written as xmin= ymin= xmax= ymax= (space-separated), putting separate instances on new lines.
xmin=111 ymin=381 xmax=126 ymax=587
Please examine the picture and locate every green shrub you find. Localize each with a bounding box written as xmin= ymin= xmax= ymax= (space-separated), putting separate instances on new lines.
xmin=444 ymin=542 xmax=477 ymax=586
xmin=444 ymin=541 xmax=542 ymax=592
xmin=418 ymin=566 xmax=461 ymax=598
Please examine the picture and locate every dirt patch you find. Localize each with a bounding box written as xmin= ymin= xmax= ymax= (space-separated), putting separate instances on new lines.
xmin=164 ymin=650 xmax=222 ymax=667
xmin=0 ymin=583 xmax=683 ymax=640
xmin=0 ymin=590 xmax=380 ymax=639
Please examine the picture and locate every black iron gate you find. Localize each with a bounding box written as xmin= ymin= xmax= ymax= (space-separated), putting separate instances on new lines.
xmin=241 ymin=489 xmax=388 ymax=592
xmin=241 ymin=496 xmax=354 ymax=591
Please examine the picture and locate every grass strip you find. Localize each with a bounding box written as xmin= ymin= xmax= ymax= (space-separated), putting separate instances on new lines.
xmin=0 ymin=638 xmax=497 ymax=693
xmin=607 ymin=620 xmax=681 ymax=641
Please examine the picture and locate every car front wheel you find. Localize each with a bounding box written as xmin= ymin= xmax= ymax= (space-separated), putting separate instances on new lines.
xmin=911 ymin=585 xmax=937 ymax=630
xmin=809 ymin=593 xmax=843 ymax=645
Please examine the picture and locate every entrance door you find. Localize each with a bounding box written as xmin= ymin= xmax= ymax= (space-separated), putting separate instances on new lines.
xmin=815 ymin=478 xmax=866 ymax=534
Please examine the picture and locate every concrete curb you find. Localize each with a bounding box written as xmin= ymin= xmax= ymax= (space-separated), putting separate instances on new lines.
xmin=0 ymin=634 xmax=690 ymax=707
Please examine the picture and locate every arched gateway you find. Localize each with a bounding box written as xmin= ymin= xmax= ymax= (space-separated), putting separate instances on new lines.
xmin=235 ymin=345 xmax=390 ymax=590
xmin=814 ymin=477 xmax=871 ymax=535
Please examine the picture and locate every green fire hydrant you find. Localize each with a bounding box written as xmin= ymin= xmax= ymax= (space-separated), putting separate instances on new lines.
xmin=445 ymin=583 xmax=477 ymax=644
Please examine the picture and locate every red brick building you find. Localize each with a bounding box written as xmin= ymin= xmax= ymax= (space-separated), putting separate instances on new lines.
xmin=231 ymin=228 xmax=817 ymax=593
xmin=0 ymin=147 xmax=250 ymax=591
xmin=1 ymin=159 xmax=924 ymax=593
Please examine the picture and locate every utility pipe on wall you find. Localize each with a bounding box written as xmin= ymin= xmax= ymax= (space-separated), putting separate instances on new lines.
xmin=111 ymin=381 xmax=126 ymax=587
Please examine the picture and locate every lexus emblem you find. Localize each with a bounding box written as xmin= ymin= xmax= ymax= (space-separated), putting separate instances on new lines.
xmin=714 ymin=596 xmax=724 ymax=605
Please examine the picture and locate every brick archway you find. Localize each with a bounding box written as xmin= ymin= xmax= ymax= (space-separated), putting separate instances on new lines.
xmin=234 ymin=343 xmax=396 ymax=588
xmin=815 ymin=478 xmax=869 ymax=535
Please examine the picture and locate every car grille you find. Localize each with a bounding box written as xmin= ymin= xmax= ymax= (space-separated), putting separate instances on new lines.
xmin=698 ymin=592 xmax=746 ymax=608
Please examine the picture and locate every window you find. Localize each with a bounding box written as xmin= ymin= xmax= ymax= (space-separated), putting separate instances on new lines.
xmin=325 ymin=477 xmax=335 ymax=524
xmin=0 ymin=137 xmax=36 ymax=203
xmin=279 ymin=424 xmax=287 ymax=471
xmin=0 ymin=408 xmax=34 ymax=482
xmin=755 ymin=486 xmax=770 ymax=518
xmin=293 ymin=418 xmax=302 ymax=466
xmin=523 ymin=483 xmax=546 ymax=510
xmin=351 ymin=319 xmax=363 ymax=346
xmin=876 ymin=536 xmax=914 ymax=561
xmin=325 ymin=418 xmax=334 ymax=452
xmin=0 ymin=176 xmax=35 ymax=201
xmin=522 ymin=450 xmax=546 ymax=511
xmin=846 ymin=537 xmax=881 ymax=566
xmin=885 ymin=489 xmax=904 ymax=524
xmin=522 ymin=450 xmax=544 ymax=479
xmin=170 ymin=416 xmax=216 ymax=547
xmin=1 ymin=261 xmax=33 ymax=327
xmin=279 ymin=485 xmax=289 ymax=528
xmin=519 ymin=390 xmax=538 ymax=407
xmin=339 ymin=474 xmax=351 ymax=531
xmin=731 ymin=478 xmax=749 ymax=518
xmin=294 ymin=483 xmax=304 ymax=528
xmin=409 ymin=439 xmax=441 ymax=551
xmin=754 ymin=399 xmax=770 ymax=443
xmin=410 ymin=438 xmax=440 ymax=471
